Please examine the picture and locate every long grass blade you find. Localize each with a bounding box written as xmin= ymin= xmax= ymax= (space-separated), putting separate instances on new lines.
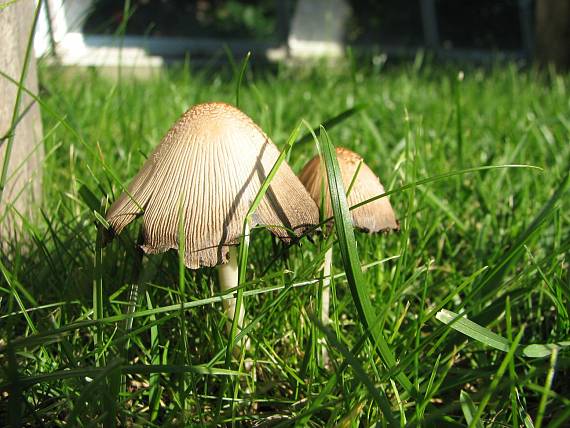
xmin=318 ymin=125 xmax=415 ymax=396
xmin=311 ymin=314 xmax=397 ymax=425
xmin=226 ymin=121 xmax=303 ymax=359
xmin=235 ymin=51 xmax=251 ymax=107
xmin=535 ymin=348 xmax=559 ymax=428
xmin=296 ymin=104 xmax=368 ymax=146
xmin=460 ymin=390 xmax=483 ymax=428
xmin=436 ymin=309 xmax=570 ymax=357
xmin=468 ymin=327 xmax=525 ymax=428
xmin=0 ymin=364 xmax=245 ymax=391
xmin=220 ymin=121 xmax=303 ymax=419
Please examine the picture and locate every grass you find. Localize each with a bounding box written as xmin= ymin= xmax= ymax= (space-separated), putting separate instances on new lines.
xmin=0 ymin=56 xmax=569 ymax=427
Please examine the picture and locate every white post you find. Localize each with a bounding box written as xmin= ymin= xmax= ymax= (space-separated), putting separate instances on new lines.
xmin=0 ymin=0 xmax=44 ymax=244
xmin=288 ymin=0 xmax=351 ymax=59
xmin=535 ymin=0 xmax=570 ymax=68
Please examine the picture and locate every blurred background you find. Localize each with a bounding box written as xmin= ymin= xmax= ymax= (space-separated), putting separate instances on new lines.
xmin=33 ymin=0 xmax=569 ymax=67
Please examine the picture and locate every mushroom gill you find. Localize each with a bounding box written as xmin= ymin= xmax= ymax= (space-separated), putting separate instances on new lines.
xmin=106 ymin=102 xmax=319 ymax=269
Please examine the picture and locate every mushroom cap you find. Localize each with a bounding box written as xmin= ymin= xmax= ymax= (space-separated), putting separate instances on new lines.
xmin=106 ymin=102 xmax=319 ymax=269
xmin=298 ymin=147 xmax=398 ymax=233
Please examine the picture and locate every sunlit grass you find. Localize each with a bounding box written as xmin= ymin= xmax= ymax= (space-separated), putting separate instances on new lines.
xmin=1 ymin=58 xmax=569 ymax=426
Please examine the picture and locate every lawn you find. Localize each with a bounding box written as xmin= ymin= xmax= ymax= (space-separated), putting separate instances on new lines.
xmin=1 ymin=58 xmax=569 ymax=426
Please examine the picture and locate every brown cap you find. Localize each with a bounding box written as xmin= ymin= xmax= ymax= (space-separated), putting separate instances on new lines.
xmin=106 ymin=102 xmax=319 ymax=268
xmin=298 ymin=147 xmax=398 ymax=233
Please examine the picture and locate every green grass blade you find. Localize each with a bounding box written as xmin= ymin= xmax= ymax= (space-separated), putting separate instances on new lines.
xmin=227 ymin=121 xmax=303 ymax=359
xmin=436 ymin=309 xmax=510 ymax=351
xmin=311 ymin=314 xmax=397 ymax=425
xmin=534 ymin=348 xmax=559 ymax=428
xmin=506 ymin=296 xmax=519 ymax=428
xmin=318 ymin=125 xmax=415 ymax=396
xmin=349 ymin=164 xmax=542 ymax=213
xmin=0 ymin=260 xmax=38 ymax=334
xmin=0 ymin=364 xmax=245 ymax=390
xmin=436 ymin=309 xmax=570 ymax=357
xmin=93 ymin=228 xmax=105 ymax=366
xmin=468 ymin=327 xmax=525 ymax=428
xmin=474 ymin=167 xmax=569 ymax=299
xmin=220 ymin=121 xmax=303 ymax=419
xmin=146 ymin=291 xmax=162 ymax=422
xmin=454 ymin=72 xmax=464 ymax=169
xmin=296 ymin=104 xmax=368 ymax=146
xmin=235 ymin=51 xmax=251 ymax=107
xmin=460 ymin=390 xmax=483 ymax=428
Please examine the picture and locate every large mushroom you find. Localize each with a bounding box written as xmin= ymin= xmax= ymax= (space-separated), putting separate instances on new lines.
xmin=299 ymin=146 xmax=398 ymax=365
xmin=106 ymin=101 xmax=319 ymax=340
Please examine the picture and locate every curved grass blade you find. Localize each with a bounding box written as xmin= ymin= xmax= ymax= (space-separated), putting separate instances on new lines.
xmin=226 ymin=121 xmax=303 ymax=361
xmin=0 ymin=363 xmax=244 ymax=391
xmin=0 ymin=259 xmax=38 ymax=333
xmin=296 ymin=104 xmax=368 ymax=146
xmin=318 ymin=126 xmax=415 ymax=396
xmin=349 ymin=164 xmax=542 ymax=213
xmin=235 ymin=51 xmax=251 ymax=108
xmin=436 ymin=309 xmax=570 ymax=357
xmin=219 ymin=121 xmax=303 ymax=419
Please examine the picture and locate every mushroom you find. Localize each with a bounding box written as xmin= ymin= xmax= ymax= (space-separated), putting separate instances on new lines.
xmin=106 ymin=101 xmax=319 ymax=343
xmin=298 ymin=146 xmax=398 ymax=365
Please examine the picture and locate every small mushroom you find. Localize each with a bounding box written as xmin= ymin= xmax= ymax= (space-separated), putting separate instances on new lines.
xmin=298 ymin=146 xmax=398 ymax=365
xmin=299 ymin=147 xmax=398 ymax=232
xmin=106 ymin=101 xmax=319 ymax=342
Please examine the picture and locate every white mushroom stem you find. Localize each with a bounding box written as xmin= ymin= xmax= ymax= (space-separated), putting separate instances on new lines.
xmin=299 ymin=146 xmax=399 ymax=369
xmin=321 ymin=245 xmax=333 ymax=367
xmin=217 ymin=247 xmax=245 ymax=334
xmin=321 ymin=247 xmax=333 ymax=325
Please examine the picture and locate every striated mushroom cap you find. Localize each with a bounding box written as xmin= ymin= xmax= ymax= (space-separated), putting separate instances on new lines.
xmin=298 ymin=147 xmax=398 ymax=233
xmin=106 ymin=102 xmax=319 ymax=269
